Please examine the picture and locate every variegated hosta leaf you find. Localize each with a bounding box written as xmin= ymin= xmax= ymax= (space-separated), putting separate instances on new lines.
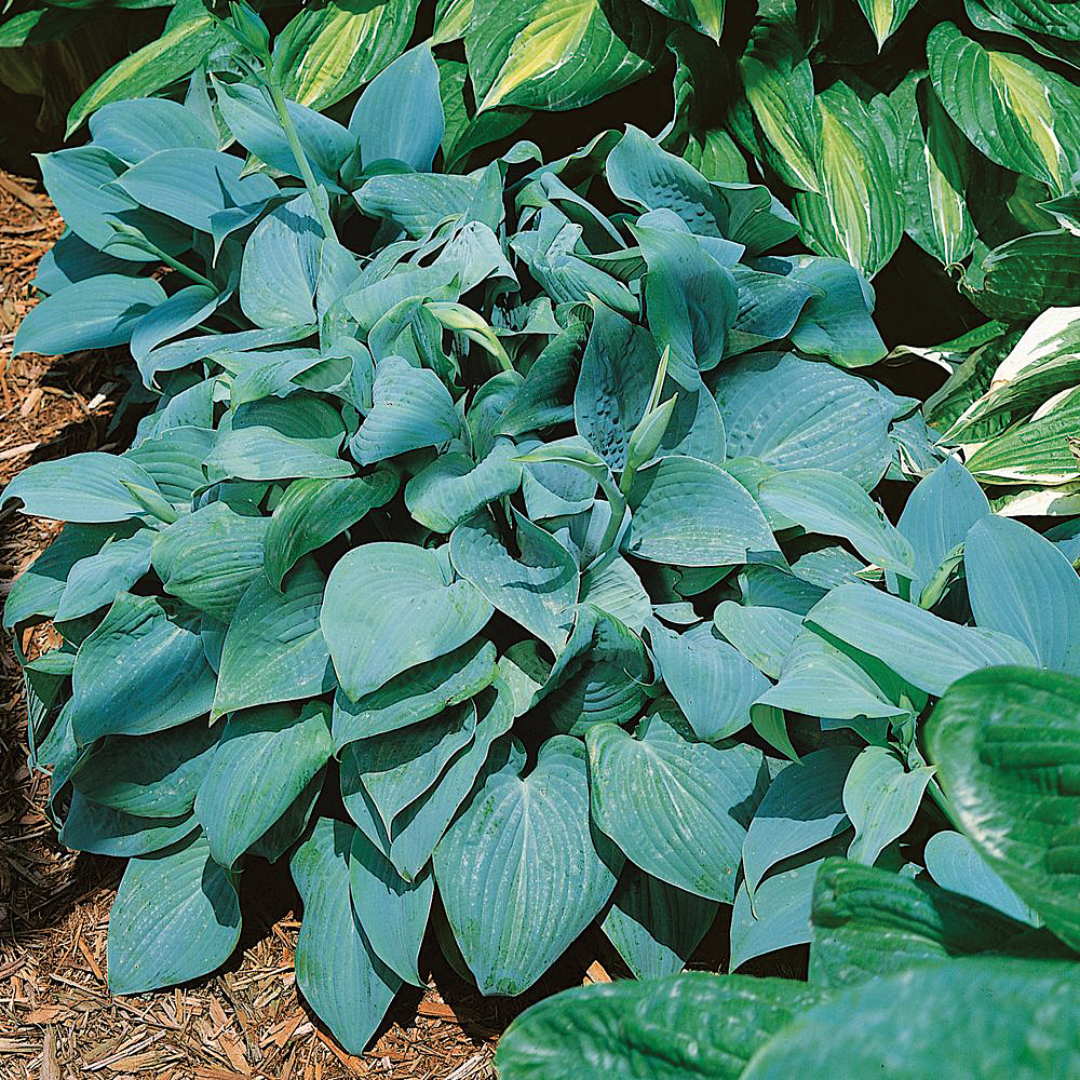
xmin=854 ymin=0 xmax=918 ymax=50
xmin=465 ymin=0 xmax=664 ymax=112
xmin=928 ymin=22 xmax=1080 ymax=195
xmin=964 ymin=231 xmax=1080 ymax=321
xmin=737 ymin=15 xmax=820 ymax=193
xmin=892 ymin=74 xmax=976 ymax=268
xmin=794 ymin=82 xmax=903 ymax=278
xmin=274 ymin=0 xmax=422 ymax=111
xmin=640 ymin=0 xmax=725 ymax=43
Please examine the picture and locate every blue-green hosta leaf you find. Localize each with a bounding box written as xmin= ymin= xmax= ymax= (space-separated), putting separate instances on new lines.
xmin=928 ymin=22 xmax=1080 ymax=195
xmin=340 ymin=701 xmax=477 ymax=840
xmin=793 ymin=82 xmax=902 ymax=278
xmin=350 ymin=44 xmax=443 ymax=171
xmin=332 ymin=639 xmax=497 ymax=748
xmin=716 ymin=352 xmax=895 ymax=490
xmin=742 ymin=957 xmax=1080 ymax=1079
xmin=606 ymin=125 xmax=730 ymax=237
xmin=712 ymin=601 xmax=802 ymax=680
xmin=805 ymin=583 xmax=1036 ymax=697
xmin=275 ymin=0 xmax=422 ymax=111
xmin=896 ymin=456 xmax=990 ymax=601
xmin=650 ymin=620 xmax=769 ymax=741
xmin=249 ymin=768 xmax=326 ymax=865
xmin=115 ymin=148 xmax=279 ymax=233
xmin=151 ymin=503 xmax=270 ymax=621
xmin=107 ymin=832 xmax=240 ymax=995
xmin=291 ymin=818 xmax=402 ymax=1054
xmin=601 ymin=865 xmax=719 ymax=980
xmin=925 ymin=831 xmax=1039 ymax=926
xmin=573 ymin=303 xmax=657 ymax=470
xmin=213 ymin=559 xmax=331 ymax=717
xmin=465 ymin=0 xmax=662 ymax=112
xmin=214 ymin=79 xmax=353 ymax=192
xmin=730 ymin=857 xmax=823 ymax=971
xmin=126 ymin=425 xmax=216 ymax=507
xmin=60 ymin=791 xmax=196 ymax=857
xmin=350 ymin=357 xmax=461 ymax=466
xmin=349 ymin=831 xmax=434 ymax=987
xmin=627 ymin=456 xmax=781 ymax=567
xmin=843 ymin=747 xmax=934 ymax=866
xmin=323 ymin=542 xmax=492 ymax=701
xmin=757 ymin=628 xmax=909 ymax=721
xmin=4 ymin=523 xmax=140 ymax=629
xmin=54 ymin=531 xmax=153 ymax=623
xmin=854 ymin=0 xmax=918 ymax=48
xmin=265 ymin=472 xmax=398 ymax=591
xmin=129 ymin=285 xmax=222 ymax=369
xmin=406 ymin=440 xmax=522 ymax=533
xmin=726 ymin=268 xmax=814 ymax=358
xmin=435 ymin=736 xmax=621 ymax=995
xmin=891 ymin=74 xmax=976 ymax=268
xmin=927 ymin=667 xmax=1080 ymax=952
xmin=354 ymin=173 xmax=481 ymax=238
xmin=87 ymin=97 xmax=217 ymax=163
xmin=579 ymin=556 xmax=651 ymax=633
xmin=239 ymin=195 xmax=324 ymax=330
xmin=69 ymin=594 xmax=216 ymax=743
xmin=587 ymin=707 xmax=767 ymax=902
xmin=807 ymin=858 xmax=1036 ymax=990
xmin=531 ymin=604 xmax=652 ymax=735
xmin=449 ymin=511 xmax=578 ymax=651
xmin=785 ymin=258 xmax=886 ymax=368
xmin=37 ymin=146 xmax=188 ymax=261
xmin=206 ymin=426 xmax=352 ymax=482
xmin=350 ymin=678 xmax=515 ymax=881
xmin=758 ymin=469 xmax=915 ymax=575
xmin=964 ymin=515 xmax=1080 ymax=675
xmin=737 ymin=565 xmax=825 ymax=615
xmin=495 ymin=971 xmax=823 ymax=1080
xmin=195 ymin=702 xmax=332 ymax=868
xmin=34 ymin=231 xmax=137 ymax=297
xmin=633 ymin=220 xmax=738 ymax=388
xmin=69 ymin=718 xmax=220 ymax=820
xmin=743 ymin=747 xmax=859 ymax=899
xmin=13 ymin=274 xmax=167 ymax=357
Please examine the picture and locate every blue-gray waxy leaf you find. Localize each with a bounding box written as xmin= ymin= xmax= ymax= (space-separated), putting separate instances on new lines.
xmin=68 ymin=593 xmax=216 ymax=743
xmin=587 ymin=706 xmax=768 ymax=903
xmin=434 ymin=736 xmax=621 ymax=996
xmin=108 ymin=832 xmax=240 ymax=995
xmin=291 ymin=818 xmax=402 ymax=1054
xmin=322 ymin=542 xmax=492 ymax=701
xmin=195 ymin=701 xmax=332 ymax=868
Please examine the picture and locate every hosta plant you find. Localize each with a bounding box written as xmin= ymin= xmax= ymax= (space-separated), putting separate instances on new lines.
xmin=6 ymin=6 xmax=1080 ymax=1055
xmin=496 ymin=665 xmax=1080 ymax=1078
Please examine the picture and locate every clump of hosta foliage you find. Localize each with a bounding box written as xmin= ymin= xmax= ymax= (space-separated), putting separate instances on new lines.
xmin=497 ymin=665 xmax=1080 ymax=1079
xmin=6 ymin=6 xmax=1080 ymax=1059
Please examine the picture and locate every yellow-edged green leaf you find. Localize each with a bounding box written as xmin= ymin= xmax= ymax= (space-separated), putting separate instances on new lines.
xmin=66 ymin=10 xmax=225 ymax=135
xmin=793 ymin=82 xmax=903 ymax=278
xmin=892 ymin=74 xmax=975 ymax=268
xmin=738 ymin=16 xmax=820 ymax=193
xmin=965 ymin=385 xmax=1080 ymax=486
xmin=854 ymin=0 xmax=918 ymax=49
xmin=640 ymin=0 xmax=724 ymax=43
xmin=466 ymin=0 xmax=663 ymax=113
xmin=274 ymin=0 xmax=421 ymax=111
xmin=432 ymin=0 xmax=473 ymax=45
xmin=928 ymin=22 xmax=1080 ymax=195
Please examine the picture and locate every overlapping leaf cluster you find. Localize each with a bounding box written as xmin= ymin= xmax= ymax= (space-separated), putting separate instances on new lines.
xmin=497 ymin=665 xmax=1080 ymax=1078
xmin=6 ymin=3 xmax=1080 ymax=1065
